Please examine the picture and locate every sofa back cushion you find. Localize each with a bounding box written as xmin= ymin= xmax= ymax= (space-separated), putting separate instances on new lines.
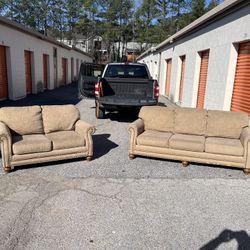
xmin=139 ymin=106 xmax=175 ymax=132
xmin=174 ymin=108 xmax=207 ymax=135
xmin=42 ymin=105 xmax=80 ymax=133
xmin=0 ymin=106 xmax=43 ymax=135
xmin=206 ymin=110 xmax=249 ymax=139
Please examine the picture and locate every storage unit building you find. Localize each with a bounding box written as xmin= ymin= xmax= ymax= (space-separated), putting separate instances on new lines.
xmin=137 ymin=0 xmax=250 ymax=113
xmin=0 ymin=16 xmax=92 ymax=100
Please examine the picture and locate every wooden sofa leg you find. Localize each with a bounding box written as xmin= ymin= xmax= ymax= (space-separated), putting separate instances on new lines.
xmin=86 ymin=156 xmax=92 ymax=161
xmin=4 ymin=166 xmax=11 ymax=173
xmin=243 ymin=168 xmax=250 ymax=175
xmin=182 ymin=161 xmax=189 ymax=167
xmin=129 ymin=154 xmax=135 ymax=160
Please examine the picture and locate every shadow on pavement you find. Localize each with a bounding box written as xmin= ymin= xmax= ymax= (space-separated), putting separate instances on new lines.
xmin=105 ymin=109 xmax=140 ymax=123
xmin=158 ymin=102 xmax=167 ymax=107
xmin=12 ymin=157 xmax=85 ymax=172
xmin=200 ymin=229 xmax=250 ymax=249
xmin=93 ymin=134 xmax=118 ymax=159
xmin=0 ymin=83 xmax=80 ymax=107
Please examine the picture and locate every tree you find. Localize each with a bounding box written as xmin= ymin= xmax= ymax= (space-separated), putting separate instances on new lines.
xmin=135 ymin=0 xmax=158 ymax=47
xmin=207 ymin=0 xmax=221 ymax=11
xmin=190 ymin=0 xmax=206 ymax=21
xmin=169 ymin=0 xmax=189 ymax=32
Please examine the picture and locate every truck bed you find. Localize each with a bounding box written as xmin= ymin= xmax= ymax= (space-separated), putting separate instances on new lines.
xmin=99 ymin=77 xmax=157 ymax=106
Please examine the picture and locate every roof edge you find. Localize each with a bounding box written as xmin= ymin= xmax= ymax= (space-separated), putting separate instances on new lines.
xmin=0 ymin=16 xmax=92 ymax=58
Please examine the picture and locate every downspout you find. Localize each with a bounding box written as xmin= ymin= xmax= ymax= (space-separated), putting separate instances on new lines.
xmin=157 ymin=52 xmax=162 ymax=86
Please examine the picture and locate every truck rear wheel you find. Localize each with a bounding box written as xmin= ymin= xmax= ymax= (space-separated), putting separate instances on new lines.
xmin=95 ymin=101 xmax=105 ymax=119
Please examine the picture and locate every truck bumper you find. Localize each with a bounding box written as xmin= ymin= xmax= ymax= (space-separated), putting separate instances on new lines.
xmin=97 ymin=99 xmax=158 ymax=111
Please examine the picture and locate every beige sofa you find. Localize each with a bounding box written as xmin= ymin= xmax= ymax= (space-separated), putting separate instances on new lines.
xmin=0 ymin=105 xmax=95 ymax=173
xmin=128 ymin=106 xmax=250 ymax=174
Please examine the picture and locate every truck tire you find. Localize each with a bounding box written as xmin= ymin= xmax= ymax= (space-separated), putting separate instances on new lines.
xmin=95 ymin=101 xmax=105 ymax=119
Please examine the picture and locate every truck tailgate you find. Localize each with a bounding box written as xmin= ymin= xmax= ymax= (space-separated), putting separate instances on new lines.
xmin=99 ymin=78 xmax=156 ymax=105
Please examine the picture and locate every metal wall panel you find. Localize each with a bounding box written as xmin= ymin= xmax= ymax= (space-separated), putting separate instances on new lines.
xmin=231 ymin=42 xmax=250 ymax=114
xmin=0 ymin=45 xmax=8 ymax=99
xmin=196 ymin=50 xmax=209 ymax=108
xmin=165 ymin=59 xmax=172 ymax=96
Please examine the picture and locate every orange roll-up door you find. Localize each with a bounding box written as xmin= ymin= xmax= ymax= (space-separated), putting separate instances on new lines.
xmin=165 ymin=59 xmax=172 ymax=96
xmin=231 ymin=42 xmax=250 ymax=114
xmin=196 ymin=50 xmax=209 ymax=108
xmin=179 ymin=55 xmax=186 ymax=102
xmin=43 ymin=54 xmax=48 ymax=89
xmin=24 ymin=50 xmax=32 ymax=94
xmin=0 ymin=45 xmax=8 ymax=99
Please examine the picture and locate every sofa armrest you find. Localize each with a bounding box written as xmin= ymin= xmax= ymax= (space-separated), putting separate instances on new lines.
xmin=240 ymin=127 xmax=250 ymax=168
xmin=128 ymin=119 xmax=145 ymax=154
xmin=0 ymin=121 xmax=12 ymax=169
xmin=75 ymin=120 xmax=96 ymax=157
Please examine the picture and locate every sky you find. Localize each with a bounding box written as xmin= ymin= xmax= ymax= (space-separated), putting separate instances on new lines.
xmin=134 ymin=0 xmax=216 ymax=9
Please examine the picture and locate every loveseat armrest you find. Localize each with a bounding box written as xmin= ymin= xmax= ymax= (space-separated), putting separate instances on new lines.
xmin=240 ymin=127 xmax=250 ymax=168
xmin=128 ymin=119 xmax=145 ymax=155
xmin=0 ymin=121 xmax=12 ymax=172
xmin=75 ymin=120 xmax=96 ymax=157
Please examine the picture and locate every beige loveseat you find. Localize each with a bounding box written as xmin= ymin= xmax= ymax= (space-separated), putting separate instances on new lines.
xmin=0 ymin=105 xmax=95 ymax=173
xmin=128 ymin=106 xmax=250 ymax=174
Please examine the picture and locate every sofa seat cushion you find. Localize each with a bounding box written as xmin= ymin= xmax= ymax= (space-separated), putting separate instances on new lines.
xmin=42 ymin=105 xmax=80 ymax=133
xmin=169 ymin=133 xmax=205 ymax=152
xmin=0 ymin=106 xmax=43 ymax=135
xmin=137 ymin=130 xmax=173 ymax=148
xmin=46 ymin=131 xmax=85 ymax=150
xmin=13 ymin=135 xmax=52 ymax=155
xmin=205 ymin=137 xmax=244 ymax=156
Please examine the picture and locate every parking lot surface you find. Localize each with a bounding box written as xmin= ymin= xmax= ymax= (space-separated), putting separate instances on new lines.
xmin=0 ymin=83 xmax=250 ymax=249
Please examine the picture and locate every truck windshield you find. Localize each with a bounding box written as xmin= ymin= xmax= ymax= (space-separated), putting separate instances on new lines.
xmin=104 ymin=65 xmax=149 ymax=78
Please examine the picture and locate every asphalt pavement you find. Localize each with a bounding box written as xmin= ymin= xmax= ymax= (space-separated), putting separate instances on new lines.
xmin=0 ymin=83 xmax=250 ymax=250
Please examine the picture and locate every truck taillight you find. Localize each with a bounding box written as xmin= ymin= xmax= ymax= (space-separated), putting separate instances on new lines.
xmin=154 ymin=80 xmax=159 ymax=99
xmin=95 ymin=82 xmax=100 ymax=97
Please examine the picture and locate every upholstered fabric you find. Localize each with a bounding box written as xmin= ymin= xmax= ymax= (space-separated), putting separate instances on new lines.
xmin=134 ymin=145 xmax=245 ymax=169
xmin=12 ymin=147 xmax=87 ymax=162
xmin=42 ymin=105 xmax=80 ymax=133
xmin=0 ymin=106 xmax=43 ymax=135
xmin=169 ymin=133 xmax=205 ymax=152
xmin=46 ymin=131 xmax=85 ymax=150
xmin=0 ymin=105 xmax=95 ymax=172
xmin=206 ymin=110 xmax=249 ymax=139
xmin=75 ymin=120 xmax=96 ymax=136
xmin=12 ymin=134 xmax=52 ymax=155
xmin=128 ymin=119 xmax=145 ymax=155
xmin=240 ymin=127 xmax=250 ymax=169
xmin=174 ymin=108 xmax=207 ymax=135
xmin=139 ymin=106 xmax=175 ymax=132
xmin=205 ymin=137 xmax=244 ymax=156
xmin=137 ymin=130 xmax=172 ymax=148
xmin=134 ymin=145 xmax=244 ymax=164
xmin=75 ymin=120 xmax=95 ymax=157
xmin=128 ymin=106 xmax=250 ymax=171
xmin=0 ymin=121 xmax=12 ymax=168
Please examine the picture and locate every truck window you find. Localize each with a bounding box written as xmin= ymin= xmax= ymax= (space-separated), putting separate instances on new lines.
xmin=92 ymin=66 xmax=102 ymax=77
xmin=104 ymin=65 xmax=149 ymax=78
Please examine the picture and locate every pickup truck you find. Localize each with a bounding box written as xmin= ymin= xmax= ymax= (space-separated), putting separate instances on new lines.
xmin=94 ymin=62 xmax=159 ymax=118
